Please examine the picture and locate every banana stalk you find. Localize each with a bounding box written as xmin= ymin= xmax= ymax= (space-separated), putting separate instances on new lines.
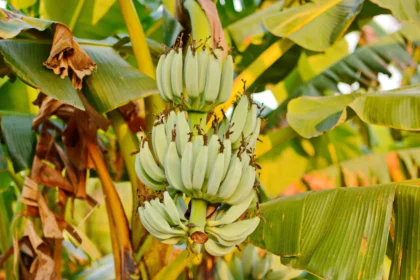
xmin=189 ymin=198 xmax=208 ymax=253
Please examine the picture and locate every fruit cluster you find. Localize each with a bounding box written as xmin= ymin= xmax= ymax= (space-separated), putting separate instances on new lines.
xmin=156 ymin=40 xmax=233 ymax=112
xmin=136 ymin=39 xmax=263 ymax=256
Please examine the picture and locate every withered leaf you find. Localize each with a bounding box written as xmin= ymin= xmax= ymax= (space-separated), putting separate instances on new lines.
xmin=119 ymin=101 xmax=146 ymax=133
xmin=31 ymin=156 xmax=73 ymax=192
xmin=43 ymin=24 xmax=96 ymax=90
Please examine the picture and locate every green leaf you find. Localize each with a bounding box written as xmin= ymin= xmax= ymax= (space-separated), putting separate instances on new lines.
xmin=252 ymin=184 xmax=400 ymax=279
xmin=263 ymin=0 xmax=364 ymax=51
xmin=0 ymin=144 xmax=7 ymax=172
xmin=0 ymin=9 xmax=53 ymax=39
xmin=0 ymin=39 xmax=84 ymax=110
xmin=287 ymin=85 xmax=420 ymax=138
xmin=0 ymin=114 xmax=36 ymax=172
xmin=154 ymin=250 xmax=195 ymax=280
xmin=0 ymin=78 xmax=37 ymax=113
xmin=390 ymin=185 xmax=420 ymax=279
xmin=225 ymin=1 xmax=285 ymax=51
xmin=372 ymin=0 xmax=420 ymax=22
xmin=39 ymin=0 xmax=152 ymax=40
xmin=7 ymin=0 xmax=37 ymax=10
xmin=266 ymin=23 xmax=420 ymax=130
xmin=257 ymin=139 xmax=309 ymax=197
xmin=287 ymin=93 xmax=361 ymax=138
xmin=0 ymin=38 xmax=158 ymax=113
xmin=82 ymin=44 xmax=157 ymax=113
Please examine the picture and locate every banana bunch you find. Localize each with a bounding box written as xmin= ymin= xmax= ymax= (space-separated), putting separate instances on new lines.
xmin=204 ymin=193 xmax=260 ymax=256
xmin=216 ymin=244 xmax=293 ymax=280
xmin=156 ymin=40 xmax=234 ymax=112
xmin=138 ymin=192 xmax=188 ymax=245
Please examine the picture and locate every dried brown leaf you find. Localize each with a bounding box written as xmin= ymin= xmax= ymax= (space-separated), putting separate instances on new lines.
xmin=31 ymin=156 xmax=73 ymax=192
xmin=43 ymin=24 xmax=96 ymax=90
xmin=118 ymin=102 xmax=146 ymax=133
xmin=32 ymin=95 xmax=64 ymax=130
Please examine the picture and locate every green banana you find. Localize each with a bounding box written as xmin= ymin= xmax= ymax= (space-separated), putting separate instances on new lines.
xmin=198 ymin=46 xmax=209 ymax=95
xmin=192 ymin=140 xmax=208 ymax=192
xmin=176 ymin=111 xmax=190 ymax=156
xmin=206 ymin=217 xmax=260 ymax=242
xmin=206 ymin=152 xmax=225 ymax=196
xmin=185 ymin=44 xmax=199 ymax=99
xmin=204 ymin=52 xmax=221 ymax=104
xmin=162 ymin=49 xmax=175 ymax=100
xmin=222 ymin=137 xmax=232 ymax=180
xmin=181 ymin=141 xmax=194 ymax=191
xmin=171 ymin=47 xmax=183 ymax=97
xmin=252 ymin=253 xmax=271 ymax=279
xmin=242 ymin=244 xmax=258 ymax=277
xmin=156 ymin=54 xmax=168 ymax=101
xmin=165 ymin=136 xmax=188 ymax=193
xmin=150 ymin=198 xmax=174 ymax=226
xmin=230 ymin=255 xmax=245 ymax=280
xmin=218 ymin=156 xmax=242 ymax=200
xmin=135 ymin=153 xmax=165 ymax=191
xmin=207 ymin=193 xmax=255 ymax=226
xmin=165 ymin=111 xmax=177 ymax=143
xmin=247 ymin=117 xmax=261 ymax=149
xmin=204 ymin=238 xmax=235 ymax=257
xmin=206 ymin=134 xmax=220 ymax=178
xmin=242 ymin=103 xmax=257 ymax=138
xmin=226 ymin=165 xmax=256 ymax=205
xmin=153 ymin=121 xmax=169 ymax=167
xmin=217 ymin=52 xmax=234 ymax=104
xmin=164 ymin=192 xmax=188 ymax=230
xmin=230 ymin=95 xmax=249 ymax=143
xmin=139 ymin=207 xmax=176 ymax=240
xmin=139 ymin=140 xmax=166 ymax=182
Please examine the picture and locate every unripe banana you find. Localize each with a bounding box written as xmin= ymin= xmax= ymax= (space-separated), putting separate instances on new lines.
xmin=153 ymin=122 xmax=169 ymax=167
xmin=198 ymin=46 xmax=209 ymax=95
xmin=204 ymin=52 xmax=221 ymax=104
xmin=214 ymin=47 xmax=223 ymax=70
xmin=205 ymin=238 xmax=235 ymax=257
xmin=144 ymin=202 xmax=186 ymax=236
xmin=139 ymin=140 xmax=166 ymax=182
xmin=164 ymin=192 xmax=187 ymax=230
xmin=165 ymin=136 xmax=188 ymax=194
xmin=206 ymin=134 xmax=220 ymax=178
xmin=181 ymin=141 xmax=194 ymax=191
xmin=150 ymin=198 xmax=174 ymax=226
xmin=222 ymin=137 xmax=232 ymax=179
xmin=139 ymin=207 xmax=176 ymax=239
xmin=174 ymin=193 xmax=187 ymax=218
xmin=218 ymin=156 xmax=242 ymax=200
xmin=206 ymin=217 xmax=260 ymax=242
xmin=230 ymin=95 xmax=249 ymax=143
xmin=247 ymin=117 xmax=261 ymax=149
xmin=171 ymin=47 xmax=183 ymax=97
xmin=165 ymin=111 xmax=177 ymax=143
xmin=156 ymin=54 xmax=168 ymax=101
xmin=242 ymin=103 xmax=258 ymax=137
xmin=206 ymin=151 xmax=225 ymax=196
xmin=207 ymin=192 xmax=255 ymax=226
xmin=252 ymin=253 xmax=271 ymax=279
xmin=217 ymin=53 xmax=234 ymax=104
xmin=192 ymin=132 xmax=204 ymax=169
xmin=226 ymin=165 xmax=256 ymax=205
xmin=242 ymin=244 xmax=258 ymax=277
xmin=176 ymin=111 xmax=190 ymax=156
xmin=230 ymin=255 xmax=245 ymax=280
xmin=162 ymin=49 xmax=175 ymax=100
xmin=192 ymin=140 xmax=208 ymax=192
xmin=135 ymin=153 xmax=165 ymax=191
xmin=185 ymin=45 xmax=199 ymax=99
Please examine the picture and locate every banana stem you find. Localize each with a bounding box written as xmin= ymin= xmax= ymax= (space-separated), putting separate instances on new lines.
xmin=188 ymin=112 xmax=207 ymax=132
xmin=189 ymin=198 xmax=207 ymax=233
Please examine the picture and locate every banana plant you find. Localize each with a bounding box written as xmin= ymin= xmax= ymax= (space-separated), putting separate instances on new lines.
xmin=1 ymin=0 xmax=420 ymax=279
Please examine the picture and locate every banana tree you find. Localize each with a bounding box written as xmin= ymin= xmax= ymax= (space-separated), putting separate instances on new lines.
xmin=1 ymin=0 xmax=420 ymax=279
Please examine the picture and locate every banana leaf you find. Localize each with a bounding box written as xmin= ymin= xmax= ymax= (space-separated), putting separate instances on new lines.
xmin=266 ymin=23 xmax=420 ymax=130
xmin=0 ymin=9 xmax=158 ymax=113
xmin=372 ymin=0 xmax=420 ymax=22
xmin=287 ymin=84 xmax=420 ymax=138
xmin=263 ymin=0 xmax=364 ymax=51
xmin=0 ymin=113 xmax=35 ymax=172
xmin=251 ymin=181 xmax=420 ymax=279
